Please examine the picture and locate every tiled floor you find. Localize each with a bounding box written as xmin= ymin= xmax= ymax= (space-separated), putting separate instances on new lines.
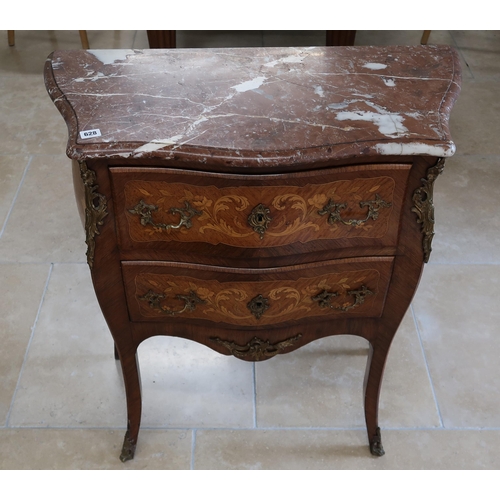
xmin=1 ymin=30 xmax=499 ymax=470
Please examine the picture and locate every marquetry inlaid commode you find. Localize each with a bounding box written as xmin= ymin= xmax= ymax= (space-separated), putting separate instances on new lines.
xmin=44 ymin=46 xmax=461 ymax=462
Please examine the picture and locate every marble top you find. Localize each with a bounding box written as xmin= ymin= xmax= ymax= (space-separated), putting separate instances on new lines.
xmin=45 ymin=46 xmax=461 ymax=167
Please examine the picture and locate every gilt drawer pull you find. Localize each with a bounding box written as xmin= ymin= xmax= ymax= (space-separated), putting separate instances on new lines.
xmin=318 ymin=194 xmax=391 ymax=227
xmin=129 ymin=199 xmax=202 ymax=230
xmin=139 ymin=289 xmax=205 ymax=316
xmin=312 ymin=285 xmax=374 ymax=312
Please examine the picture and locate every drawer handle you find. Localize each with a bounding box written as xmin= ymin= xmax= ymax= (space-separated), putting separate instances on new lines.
xmin=129 ymin=199 xmax=202 ymax=230
xmin=318 ymin=194 xmax=391 ymax=227
xmin=248 ymin=203 xmax=272 ymax=239
xmin=247 ymin=294 xmax=270 ymax=319
xmin=312 ymin=285 xmax=374 ymax=312
xmin=139 ymin=289 xmax=205 ymax=316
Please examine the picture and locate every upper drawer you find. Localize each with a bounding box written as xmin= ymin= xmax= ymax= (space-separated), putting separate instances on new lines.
xmin=110 ymin=164 xmax=411 ymax=254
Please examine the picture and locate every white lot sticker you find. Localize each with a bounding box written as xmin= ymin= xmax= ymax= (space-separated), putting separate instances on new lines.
xmin=79 ymin=129 xmax=102 ymax=139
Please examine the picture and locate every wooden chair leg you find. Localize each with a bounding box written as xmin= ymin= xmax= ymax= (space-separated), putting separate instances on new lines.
xmin=326 ymin=30 xmax=356 ymax=46
xmin=421 ymin=30 xmax=431 ymax=45
xmin=8 ymin=30 xmax=15 ymax=46
xmin=147 ymin=30 xmax=176 ymax=49
xmin=79 ymin=30 xmax=89 ymax=49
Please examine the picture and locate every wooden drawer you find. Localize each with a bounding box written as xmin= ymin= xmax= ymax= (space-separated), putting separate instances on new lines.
xmin=111 ymin=165 xmax=410 ymax=257
xmin=122 ymin=257 xmax=394 ymax=326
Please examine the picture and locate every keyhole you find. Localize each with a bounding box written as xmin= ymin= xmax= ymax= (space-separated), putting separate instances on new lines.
xmin=257 ymin=214 xmax=264 ymax=223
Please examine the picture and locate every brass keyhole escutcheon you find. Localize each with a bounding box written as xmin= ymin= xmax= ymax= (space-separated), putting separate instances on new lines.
xmin=247 ymin=294 xmax=270 ymax=319
xmin=248 ymin=204 xmax=272 ymax=239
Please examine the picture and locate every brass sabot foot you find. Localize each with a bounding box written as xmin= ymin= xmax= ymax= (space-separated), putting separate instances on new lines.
xmin=119 ymin=430 xmax=137 ymax=462
xmin=369 ymin=427 xmax=385 ymax=457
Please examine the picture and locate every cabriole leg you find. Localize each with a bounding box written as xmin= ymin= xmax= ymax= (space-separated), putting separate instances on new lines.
xmin=117 ymin=349 xmax=142 ymax=462
xmin=363 ymin=342 xmax=390 ymax=457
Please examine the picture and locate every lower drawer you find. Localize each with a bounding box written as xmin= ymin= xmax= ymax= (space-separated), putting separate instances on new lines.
xmin=122 ymin=257 xmax=394 ymax=326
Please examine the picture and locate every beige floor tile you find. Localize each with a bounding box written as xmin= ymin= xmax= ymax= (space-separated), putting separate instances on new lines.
xmin=1 ymin=30 xmax=137 ymax=68
xmin=133 ymin=30 xmax=150 ymax=49
xmin=255 ymin=335 xmax=368 ymax=428
xmin=137 ymin=336 xmax=255 ymax=428
xmin=0 ymin=155 xmax=29 ymax=230
xmin=449 ymin=79 xmax=500 ymax=156
xmin=412 ymin=265 xmax=500 ymax=428
xmin=194 ymin=429 xmax=500 ymax=469
xmin=8 ymin=263 xmax=254 ymax=428
xmin=8 ymin=263 xmax=125 ymax=427
xmin=263 ymin=31 xmax=326 ymax=47
xmin=431 ymin=155 xmax=500 ymax=264
xmin=0 ymin=155 xmax=86 ymax=263
xmin=452 ymin=30 xmax=500 ymax=80
xmin=1 ymin=31 xmax=89 ymax=77
xmin=378 ymin=312 xmax=441 ymax=427
xmin=0 ymin=72 xmax=72 ymax=156
xmin=26 ymin=92 xmax=70 ymax=156
xmin=0 ymin=428 xmax=191 ymax=469
xmin=255 ymin=312 xmax=439 ymax=428
xmin=82 ymin=30 xmax=138 ymax=50
xmin=0 ymin=264 xmax=50 ymax=425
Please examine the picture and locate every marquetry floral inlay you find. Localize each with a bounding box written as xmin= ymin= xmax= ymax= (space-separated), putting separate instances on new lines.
xmin=133 ymin=269 xmax=381 ymax=326
xmin=124 ymin=176 xmax=396 ymax=247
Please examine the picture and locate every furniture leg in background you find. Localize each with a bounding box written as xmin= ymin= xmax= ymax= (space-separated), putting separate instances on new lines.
xmin=421 ymin=30 xmax=431 ymax=44
xmin=146 ymin=30 xmax=357 ymax=48
xmin=147 ymin=30 xmax=176 ymax=48
xmin=7 ymin=30 xmax=89 ymax=48
xmin=326 ymin=30 xmax=356 ymax=46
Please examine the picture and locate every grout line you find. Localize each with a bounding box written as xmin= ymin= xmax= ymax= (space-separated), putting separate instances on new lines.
xmin=411 ymin=303 xmax=445 ymax=428
xmin=0 ymin=155 xmax=33 ymax=239
xmin=0 ymin=153 xmax=67 ymax=158
xmin=190 ymin=429 xmax=197 ymax=470
xmin=427 ymin=262 xmax=500 ymax=266
xmin=5 ymin=263 xmax=54 ymax=427
xmin=0 ymin=261 xmax=87 ymax=265
xmin=252 ymin=362 xmax=257 ymax=428
xmin=449 ymin=30 xmax=475 ymax=80
xmin=6 ymin=424 xmax=500 ymax=432
xmin=452 ymin=153 xmax=500 ymax=157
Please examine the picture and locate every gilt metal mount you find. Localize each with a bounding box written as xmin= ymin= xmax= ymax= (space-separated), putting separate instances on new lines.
xmin=312 ymin=285 xmax=373 ymax=312
xmin=139 ymin=289 xmax=205 ymax=316
xmin=129 ymin=199 xmax=202 ymax=231
xmin=119 ymin=430 xmax=137 ymax=462
xmin=369 ymin=427 xmax=385 ymax=457
xmin=318 ymin=194 xmax=392 ymax=227
xmin=411 ymin=158 xmax=445 ymax=263
xmin=79 ymin=161 xmax=108 ymax=269
xmin=210 ymin=334 xmax=303 ymax=361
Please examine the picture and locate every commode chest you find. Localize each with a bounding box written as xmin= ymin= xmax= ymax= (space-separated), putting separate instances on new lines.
xmin=44 ymin=45 xmax=461 ymax=461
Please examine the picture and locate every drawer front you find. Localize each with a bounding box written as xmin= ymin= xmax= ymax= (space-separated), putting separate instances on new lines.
xmin=122 ymin=257 xmax=394 ymax=326
xmin=111 ymin=165 xmax=410 ymax=252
